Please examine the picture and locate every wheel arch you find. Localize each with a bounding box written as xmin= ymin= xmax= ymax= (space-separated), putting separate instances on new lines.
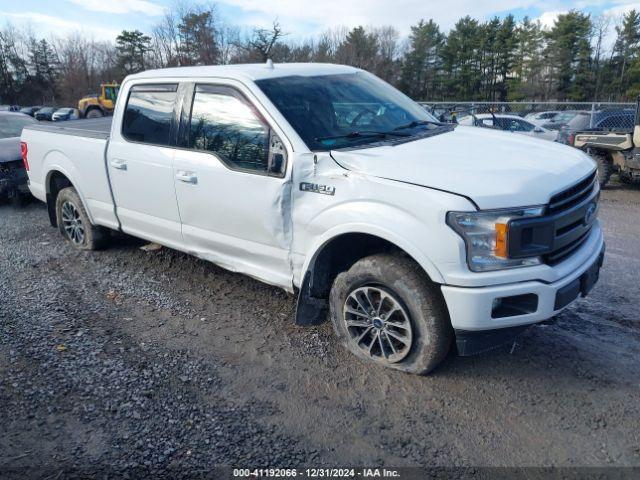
xmin=294 ymin=226 xmax=445 ymax=326
xmin=45 ymin=168 xmax=93 ymax=227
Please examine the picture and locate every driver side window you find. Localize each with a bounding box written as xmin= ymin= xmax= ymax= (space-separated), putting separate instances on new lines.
xmin=188 ymin=86 xmax=271 ymax=173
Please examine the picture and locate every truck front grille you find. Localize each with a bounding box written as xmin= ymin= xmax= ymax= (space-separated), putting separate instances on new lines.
xmin=544 ymin=170 xmax=599 ymax=265
xmin=547 ymin=170 xmax=597 ymax=215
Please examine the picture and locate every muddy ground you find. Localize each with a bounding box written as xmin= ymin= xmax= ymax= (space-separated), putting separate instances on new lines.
xmin=1 ymin=179 xmax=639 ymax=477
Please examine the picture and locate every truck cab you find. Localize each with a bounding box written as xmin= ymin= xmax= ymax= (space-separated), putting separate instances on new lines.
xmin=22 ymin=63 xmax=605 ymax=375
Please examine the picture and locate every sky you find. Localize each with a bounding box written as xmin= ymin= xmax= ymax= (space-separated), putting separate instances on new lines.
xmin=1 ymin=0 xmax=640 ymax=43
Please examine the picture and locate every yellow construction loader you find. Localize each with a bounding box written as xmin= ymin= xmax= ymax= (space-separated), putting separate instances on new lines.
xmin=78 ymin=83 xmax=120 ymax=119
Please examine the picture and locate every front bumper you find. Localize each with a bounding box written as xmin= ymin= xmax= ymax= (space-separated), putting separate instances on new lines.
xmin=441 ymin=227 xmax=605 ymax=354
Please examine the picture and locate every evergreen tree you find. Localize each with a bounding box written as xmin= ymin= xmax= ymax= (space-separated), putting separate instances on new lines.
xmin=399 ymin=20 xmax=445 ymax=99
xmin=442 ymin=16 xmax=482 ymax=99
xmin=511 ymin=17 xmax=545 ymax=100
xmin=27 ymin=38 xmax=58 ymax=103
xmin=177 ymin=10 xmax=220 ymax=65
xmin=610 ymin=10 xmax=640 ymax=99
xmin=544 ymin=11 xmax=594 ymax=101
xmin=115 ymin=30 xmax=151 ymax=76
xmin=495 ymin=15 xmax=517 ymax=101
xmin=336 ymin=26 xmax=379 ymax=72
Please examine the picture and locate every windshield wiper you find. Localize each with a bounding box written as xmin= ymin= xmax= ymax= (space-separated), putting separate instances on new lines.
xmin=392 ymin=119 xmax=443 ymax=131
xmin=315 ymin=130 xmax=411 ymax=142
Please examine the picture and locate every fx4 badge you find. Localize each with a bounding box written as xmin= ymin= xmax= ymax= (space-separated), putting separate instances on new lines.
xmin=300 ymin=182 xmax=336 ymax=196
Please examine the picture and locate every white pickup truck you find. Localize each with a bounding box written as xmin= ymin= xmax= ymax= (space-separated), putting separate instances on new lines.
xmin=21 ymin=63 xmax=604 ymax=374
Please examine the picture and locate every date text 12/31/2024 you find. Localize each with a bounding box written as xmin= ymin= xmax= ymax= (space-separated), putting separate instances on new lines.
xmin=233 ymin=468 xmax=401 ymax=478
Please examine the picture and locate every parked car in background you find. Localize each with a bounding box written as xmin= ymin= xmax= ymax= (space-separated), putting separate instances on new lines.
xmin=458 ymin=113 xmax=558 ymax=141
xmin=525 ymin=111 xmax=560 ymax=125
xmin=34 ymin=107 xmax=56 ymax=121
xmin=0 ymin=112 xmax=35 ymax=203
xmin=0 ymin=105 xmax=21 ymax=112
xmin=20 ymin=106 xmax=42 ymax=117
xmin=22 ymin=63 xmax=604 ymax=375
xmin=553 ymin=110 xmax=635 ymax=145
xmin=52 ymin=108 xmax=80 ymax=122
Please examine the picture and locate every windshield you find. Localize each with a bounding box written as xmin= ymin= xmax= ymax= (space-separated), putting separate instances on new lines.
xmin=0 ymin=115 xmax=35 ymax=139
xmin=57 ymin=109 xmax=72 ymax=114
xmin=255 ymin=72 xmax=445 ymax=151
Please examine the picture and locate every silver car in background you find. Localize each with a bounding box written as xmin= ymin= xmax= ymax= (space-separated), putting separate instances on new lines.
xmin=458 ymin=113 xmax=558 ymax=141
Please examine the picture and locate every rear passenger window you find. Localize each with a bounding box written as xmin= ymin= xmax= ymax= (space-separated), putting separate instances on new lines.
xmin=188 ymin=85 xmax=270 ymax=173
xmin=122 ymin=84 xmax=178 ymax=145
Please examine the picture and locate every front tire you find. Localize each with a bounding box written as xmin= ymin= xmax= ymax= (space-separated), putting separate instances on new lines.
xmin=329 ymin=253 xmax=452 ymax=375
xmin=85 ymin=109 xmax=103 ymax=119
xmin=55 ymin=187 xmax=108 ymax=250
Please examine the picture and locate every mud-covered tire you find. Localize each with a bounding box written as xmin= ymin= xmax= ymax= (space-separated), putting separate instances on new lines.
xmin=329 ymin=253 xmax=453 ymax=375
xmin=593 ymin=152 xmax=613 ymax=188
xmin=620 ymin=172 xmax=633 ymax=184
xmin=55 ymin=187 xmax=108 ymax=250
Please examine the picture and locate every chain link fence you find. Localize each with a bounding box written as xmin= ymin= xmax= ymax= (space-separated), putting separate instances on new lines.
xmin=419 ymin=101 xmax=636 ymax=144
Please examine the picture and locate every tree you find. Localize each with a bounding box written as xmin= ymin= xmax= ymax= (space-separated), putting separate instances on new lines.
xmin=495 ymin=15 xmax=518 ymax=101
xmin=237 ymin=21 xmax=286 ymax=62
xmin=115 ymin=30 xmax=151 ymax=76
xmin=177 ymin=10 xmax=219 ymax=65
xmin=399 ymin=19 xmax=444 ymax=100
xmin=27 ymin=38 xmax=58 ymax=103
xmin=441 ymin=16 xmax=482 ymax=99
xmin=609 ymin=10 xmax=640 ymax=99
xmin=336 ymin=26 xmax=379 ymax=72
xmin=544 ymin=11 xmax=594 ymax=101
xmin=511 ymin=17 xmax=546 ymax=100
xmin=0 ymin=27 xmax=29 ymax=103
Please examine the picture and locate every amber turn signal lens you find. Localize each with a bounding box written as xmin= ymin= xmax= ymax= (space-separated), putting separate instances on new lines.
xmin=495 ymin=222 xmax=509 ymax=258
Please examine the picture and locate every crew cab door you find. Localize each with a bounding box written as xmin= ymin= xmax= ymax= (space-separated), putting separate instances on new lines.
xmin=107 ymin=83 xmax=183 ymax=248
xmin=172 ymin=83 xmax=293 ymax=289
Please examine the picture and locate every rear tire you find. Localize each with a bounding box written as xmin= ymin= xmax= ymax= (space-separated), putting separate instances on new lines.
xmin=55 ymin=187 xmax=108 ymax=250
xmin=593 ymin=152 xmax=613 ymax=188
xmin=329 ymin=253 xmax=452 ymax=375
xmin=620 ymin=171 xmax=633 ymax=184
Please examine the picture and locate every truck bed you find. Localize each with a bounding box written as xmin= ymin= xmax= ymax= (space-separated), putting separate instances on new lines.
xmin=24 ymin=117 xmax=112 ymax=140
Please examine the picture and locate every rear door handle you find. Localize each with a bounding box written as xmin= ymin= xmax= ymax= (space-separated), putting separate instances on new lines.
xmin=176 ymin=171 xmax=198 ymax=184
xmin=110 ymin=159 xmax=127 ymax=170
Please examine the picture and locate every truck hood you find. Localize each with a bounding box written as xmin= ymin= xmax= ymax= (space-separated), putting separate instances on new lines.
xmin=330 ymin=126 xmax=596 ymax=209
xmin=0 ymin=137 xmax=20 ymax=163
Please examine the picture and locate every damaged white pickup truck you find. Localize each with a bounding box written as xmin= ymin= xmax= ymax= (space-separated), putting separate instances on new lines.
xmin=21 ymin=63 xmax=604 ymax=374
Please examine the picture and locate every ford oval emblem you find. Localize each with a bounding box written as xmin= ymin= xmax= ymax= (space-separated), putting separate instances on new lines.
xmin=584 ymin=203 xmax=597 ymax=225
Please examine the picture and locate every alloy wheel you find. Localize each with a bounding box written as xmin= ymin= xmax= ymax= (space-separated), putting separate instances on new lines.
xmin=343 ymin=286 xmax=413 ymax=364
xmin=61 ymin=201 xmax=85 ymax=245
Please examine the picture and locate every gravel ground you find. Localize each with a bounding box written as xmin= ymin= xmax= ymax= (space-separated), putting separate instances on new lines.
xmin=1 ymin=179 xmax=639 ymax=477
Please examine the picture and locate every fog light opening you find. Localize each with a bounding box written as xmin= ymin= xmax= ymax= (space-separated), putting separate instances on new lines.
xmin=491 ymin=294 xmax=538 ymax=319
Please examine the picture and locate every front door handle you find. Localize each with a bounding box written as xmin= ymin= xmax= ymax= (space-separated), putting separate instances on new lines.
xmin=110 ymin=159 xmax=127 ymax=170
xmin=176 ymin=171 xmax=198 ymax=184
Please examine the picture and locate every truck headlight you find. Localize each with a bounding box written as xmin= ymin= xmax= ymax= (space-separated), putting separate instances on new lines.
xmin=447 ymin=207 xmax=545 ymax=272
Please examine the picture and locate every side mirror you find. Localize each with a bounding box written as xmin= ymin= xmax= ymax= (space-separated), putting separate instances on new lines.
xmin=269 ymin=153 xmax=285 ymax=175
xmin=268 ymin=133 xmax=287 ymax=176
